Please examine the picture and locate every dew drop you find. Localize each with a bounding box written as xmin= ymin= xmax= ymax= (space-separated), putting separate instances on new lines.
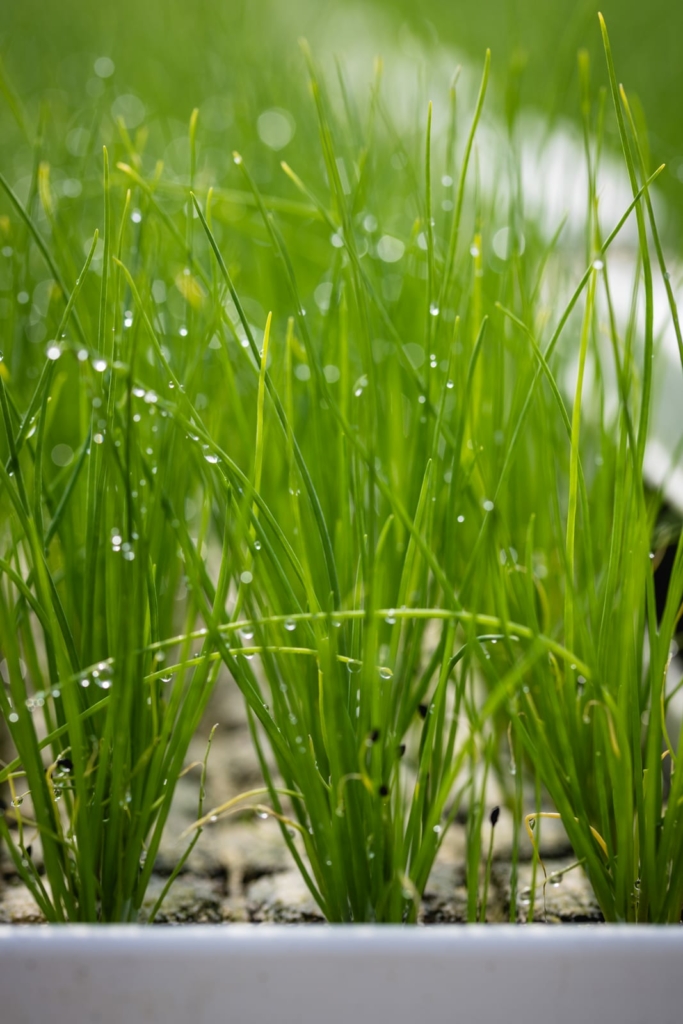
xmin=94 ymin=55 xmax=115 ymax=78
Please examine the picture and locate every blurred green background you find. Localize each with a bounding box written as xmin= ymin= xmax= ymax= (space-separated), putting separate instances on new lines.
xmin=1 ymin=0 xmax=682 ymax=227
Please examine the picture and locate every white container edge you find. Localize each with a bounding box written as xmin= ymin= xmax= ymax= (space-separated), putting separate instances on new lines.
xmin=1 ymin=922 xmax=681 ymax=1024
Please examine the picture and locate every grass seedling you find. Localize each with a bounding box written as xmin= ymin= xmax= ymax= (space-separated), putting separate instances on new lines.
xmin=0 ymin=139 xmax=234 ymax=920
xmin=479 ymin=18 xmax=683 ymax=923
xmin=0 ymin=13 xmax=681 ymax=925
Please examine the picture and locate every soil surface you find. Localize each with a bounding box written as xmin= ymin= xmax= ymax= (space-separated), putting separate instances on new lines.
xmin=0 ymin=675 xmax=602 ymax=925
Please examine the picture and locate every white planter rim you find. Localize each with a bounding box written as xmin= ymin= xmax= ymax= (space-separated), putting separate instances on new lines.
xmin=2 ymin=923 xmax=681 ymax=1024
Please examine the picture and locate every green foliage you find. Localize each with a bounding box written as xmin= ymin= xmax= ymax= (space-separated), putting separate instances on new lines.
xmin=0 ymin=14 xmax=681 ymax=923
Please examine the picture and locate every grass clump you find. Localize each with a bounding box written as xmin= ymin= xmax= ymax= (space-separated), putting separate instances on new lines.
xmin=0 ymin=15 xmax=681 ymax=923
xmin=508 ymin=16 xmax=683 ymax=924
xmin=0 ymin=157 xmax=226 ymax=920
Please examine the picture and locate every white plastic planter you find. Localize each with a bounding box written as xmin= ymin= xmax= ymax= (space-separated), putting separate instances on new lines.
xmin=1 ymin=924 xmax=681 ymax=1024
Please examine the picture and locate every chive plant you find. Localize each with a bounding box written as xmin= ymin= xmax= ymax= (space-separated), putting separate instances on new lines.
xmin=505 ymin=18 xmax=683 ymax=924
xmin=0 ymin=156 xmax=230 ymax=920
xmin=0 ymin=15 xmax=680 ymax=924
